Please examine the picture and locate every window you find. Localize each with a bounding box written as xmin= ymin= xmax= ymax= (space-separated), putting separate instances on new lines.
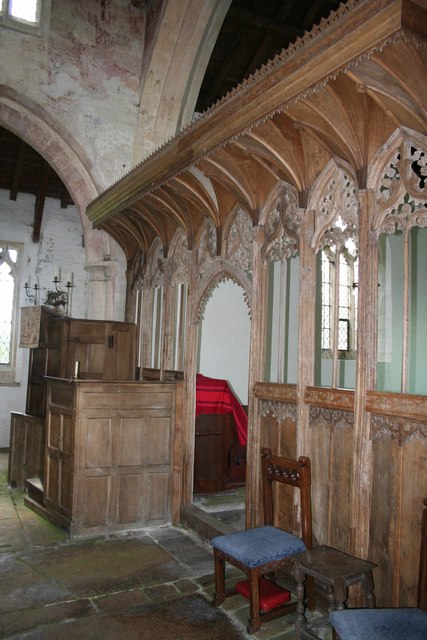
xmin=316 ymin=233 xmax=358 ymax=389
xmin=320 ymin=242 xmax=358 ymax=354
xmin=0 ymin=0 xmax=50 ymax=36
xmin=375 ymin=141 xmax=427 ymax=394
xmin=0 ymin=244 xmax=21 ymax=384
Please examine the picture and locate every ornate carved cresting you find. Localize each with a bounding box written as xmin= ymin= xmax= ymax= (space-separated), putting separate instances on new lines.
xmin=373 ymin=140 xmax=427 ymax=236
xmin=260 ymin=400 xmax=296 ymax=423
xmin=310 ymin=406 xmax=354 ymax=429
xmin=370 ymin=414 xmax=427 ymax=446
xmin=263 ymin=187 xmax=301 ymax=262
xmin=305 ymin=386 xmax=354 ymax=428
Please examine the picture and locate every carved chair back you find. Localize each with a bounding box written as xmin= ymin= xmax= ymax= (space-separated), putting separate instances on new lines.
xmin=261 ymin=446 xmax=313 ymax=549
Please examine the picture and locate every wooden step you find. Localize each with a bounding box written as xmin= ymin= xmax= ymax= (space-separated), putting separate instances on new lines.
xmin=26 ymin=477 xmax=44 ymax=505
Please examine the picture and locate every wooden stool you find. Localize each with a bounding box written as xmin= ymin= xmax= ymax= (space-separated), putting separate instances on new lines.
xmin=294 ymin=545 xmax=377 ymax=639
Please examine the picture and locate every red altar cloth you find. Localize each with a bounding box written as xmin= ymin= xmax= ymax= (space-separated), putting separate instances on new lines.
xmin=195 ymin=373 xmax=248 ymax=446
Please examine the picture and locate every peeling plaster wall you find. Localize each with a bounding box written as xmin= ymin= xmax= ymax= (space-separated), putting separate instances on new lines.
xmin=0 ymin=0 xmax=147 ymax=189
xmin=0 ymin=188 xmax=89 ymax=446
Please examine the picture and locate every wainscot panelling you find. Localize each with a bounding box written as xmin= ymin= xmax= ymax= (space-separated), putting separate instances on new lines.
xmin=367 ymin=392 xmax=427 ymax=606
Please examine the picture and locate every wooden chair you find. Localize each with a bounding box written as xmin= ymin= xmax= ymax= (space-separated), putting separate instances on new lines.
xmin=330 ymin=498 xmax=427 ymax=639
xmin=211 ymin=447 xmax=313 ymax=633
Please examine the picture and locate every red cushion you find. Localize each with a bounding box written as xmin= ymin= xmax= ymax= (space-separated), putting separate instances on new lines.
xmin=235 ymin=578 xmax=291 ymax=612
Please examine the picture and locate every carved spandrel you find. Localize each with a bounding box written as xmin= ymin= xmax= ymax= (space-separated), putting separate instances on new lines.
xmin=370 ymin=414 xmax=427 ymax=446
xmin=374 ymin=140 xmax=427 ymax=236
xmin=260 ymin=400 xmax=296 ymax=423
xmin=310 ymin=406 xmax=354 ymax=429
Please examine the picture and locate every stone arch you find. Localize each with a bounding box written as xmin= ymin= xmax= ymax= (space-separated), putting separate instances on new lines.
xmin=135 ymin=0 xmax=232 ymax=161
xmin=0 ymin=86 xmax=126 ymax=319
xmin=0 ymin=86 xmax=108 ymax=258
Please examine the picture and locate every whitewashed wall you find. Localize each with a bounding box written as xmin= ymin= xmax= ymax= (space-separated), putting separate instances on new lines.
xmin=0 ymin=188 xmax=88 ymax=446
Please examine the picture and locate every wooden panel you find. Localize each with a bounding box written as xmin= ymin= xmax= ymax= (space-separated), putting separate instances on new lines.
xmin=84 ymin=418 xmax=112 ymax=468
xmin=43 ymin=379 xmax=177 ymax=535
xmin=80 ymin=387 xmax=173 ymax=411
xmin=8 ymin=413 xmax=45 ymax=489
xmin=142 ymin=416 xmax=171 ymax=465
xmin=117 ymin=418 xmax=144 ymax=467
xmin=106 ymin=323 xmax=136 ymax=380
xmin=146 ymin=471 xmax=170 ymax=522
xmin=369 ymin=421 xmax=426 ymax=607
xmin=83 ymin=476 xmax=110 ymax=527
xmin=117 ymin=474 xmax=143 ymax=523
xmin=193 ymin=413 xmax=244 ymax=493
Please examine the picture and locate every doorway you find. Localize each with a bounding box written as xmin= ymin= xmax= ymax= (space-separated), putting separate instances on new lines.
xmin=193 ymin=279 xmax=250 ymax=530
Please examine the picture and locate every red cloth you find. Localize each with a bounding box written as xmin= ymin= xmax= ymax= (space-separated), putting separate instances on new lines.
xmin=195 ymin=373 xmax=248 ymax=446
xmin=236 ymin=578 xmax=291 ymax=612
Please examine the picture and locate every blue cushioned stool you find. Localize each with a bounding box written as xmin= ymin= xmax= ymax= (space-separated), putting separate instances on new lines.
xmin=330 ymin=497 xmax=427 ymax=640
xmin=330 ymin=608 xmax=427 ymax=640
xmin=211 ymin=447 xmax=313 ymax=633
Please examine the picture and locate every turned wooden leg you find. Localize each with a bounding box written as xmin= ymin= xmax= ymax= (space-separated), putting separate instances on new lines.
xmin=212 ymin=550 xmax=226 ymax=606
xmin=247 ymin=569 xmax=261 ymax=634
xmin=295 ymin=565 xmax=307 ymax=639
xmin=362 ymin=571 xmax=376 ymax=608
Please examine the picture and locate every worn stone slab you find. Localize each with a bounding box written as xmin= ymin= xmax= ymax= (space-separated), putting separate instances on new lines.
xmin=1 ymin=594 xmax=246 ymax=640
xmin=0 ymin=554 xmax=71 ymax=614
xmin=18 ymin=536 xmax=186 ymax=597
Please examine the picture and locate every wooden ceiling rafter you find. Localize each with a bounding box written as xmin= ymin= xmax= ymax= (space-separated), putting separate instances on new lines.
xmin=169 ymin=174 xmax=220 ymax=227
xmin=127 ymin=202 xmax=169 ymax=251
xmin=88 ymin=1 xmax=425 ymax=258
xmin=32 ymin=161 xmax=49 ymax=243
xmin=101 ymin=220 xmax=137 ymax=259
xmin=10 ymin=137 xmax=26 ymax=201
xmin=147 ymin=186 xmax=199 ymax=242
xmin=347 ymin=53 xmax=427 ymax=132
xmin=241 ymin=119 xmax=307 ymax=190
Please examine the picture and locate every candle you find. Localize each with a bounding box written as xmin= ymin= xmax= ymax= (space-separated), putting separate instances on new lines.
xmin=74 ymin=361 xmax=80 ymax=377
xmin=34 ymin=275 xmax=39 ymax=288
xmin=66 ymin=272 xmax=72 ymax=285
xmin=54 ymin=267 xmax=60 ymax=281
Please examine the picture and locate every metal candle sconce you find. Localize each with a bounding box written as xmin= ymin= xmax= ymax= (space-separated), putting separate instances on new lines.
xmin=24 ymin=269 xmax=74 ymax=316
xmin=23 ymin=276 xmax=40 ymax=305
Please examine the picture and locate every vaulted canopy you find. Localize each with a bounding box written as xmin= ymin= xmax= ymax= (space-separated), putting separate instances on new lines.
xmin=86 ymin=0 xmax=427 ymax=263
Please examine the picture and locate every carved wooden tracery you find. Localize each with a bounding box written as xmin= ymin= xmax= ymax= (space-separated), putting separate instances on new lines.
xmin=311 ymin=162 xmax=359 ymax=253
xmin=260 ymin=400 xmax=297 ymax=423
xmin=371 ymin=414 xmax=427 ymax=447
xmin=262 ymin=186 xmax=301 ymax=262
xmin=310 ymin=406 xmax=354 ymax=429
xmin=373 ymin=138 xmax=427 ymax=236
xmin=193 ymin=210 xmax=253 ymax=325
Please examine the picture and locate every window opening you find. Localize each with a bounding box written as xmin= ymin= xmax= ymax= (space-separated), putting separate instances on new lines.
xmin=9 ymin=0 xmax=38 ymax=23
xmin=1 ymin=0 xmax=50 ymax=36
xmin=0 ymin=244 xmax=20 ymax=381
xmin=375 ymin=141 xmax=427 ymax=394
xmin=313 ymin=167 xmax=359 ymax=390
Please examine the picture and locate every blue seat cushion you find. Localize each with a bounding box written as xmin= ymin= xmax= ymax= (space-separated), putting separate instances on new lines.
xmin=211 ymin=525 xmax=306 ymax=568
xmin=330 ymin=607 xmax=427 ymax=640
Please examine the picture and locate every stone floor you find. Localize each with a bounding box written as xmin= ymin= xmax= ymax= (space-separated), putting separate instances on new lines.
xmin=0 ymin=450 xmax=310 ymax=640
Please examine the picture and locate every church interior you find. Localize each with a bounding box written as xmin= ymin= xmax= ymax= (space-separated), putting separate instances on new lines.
xmin=0 ymin=0 xmax=426 ymax=637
